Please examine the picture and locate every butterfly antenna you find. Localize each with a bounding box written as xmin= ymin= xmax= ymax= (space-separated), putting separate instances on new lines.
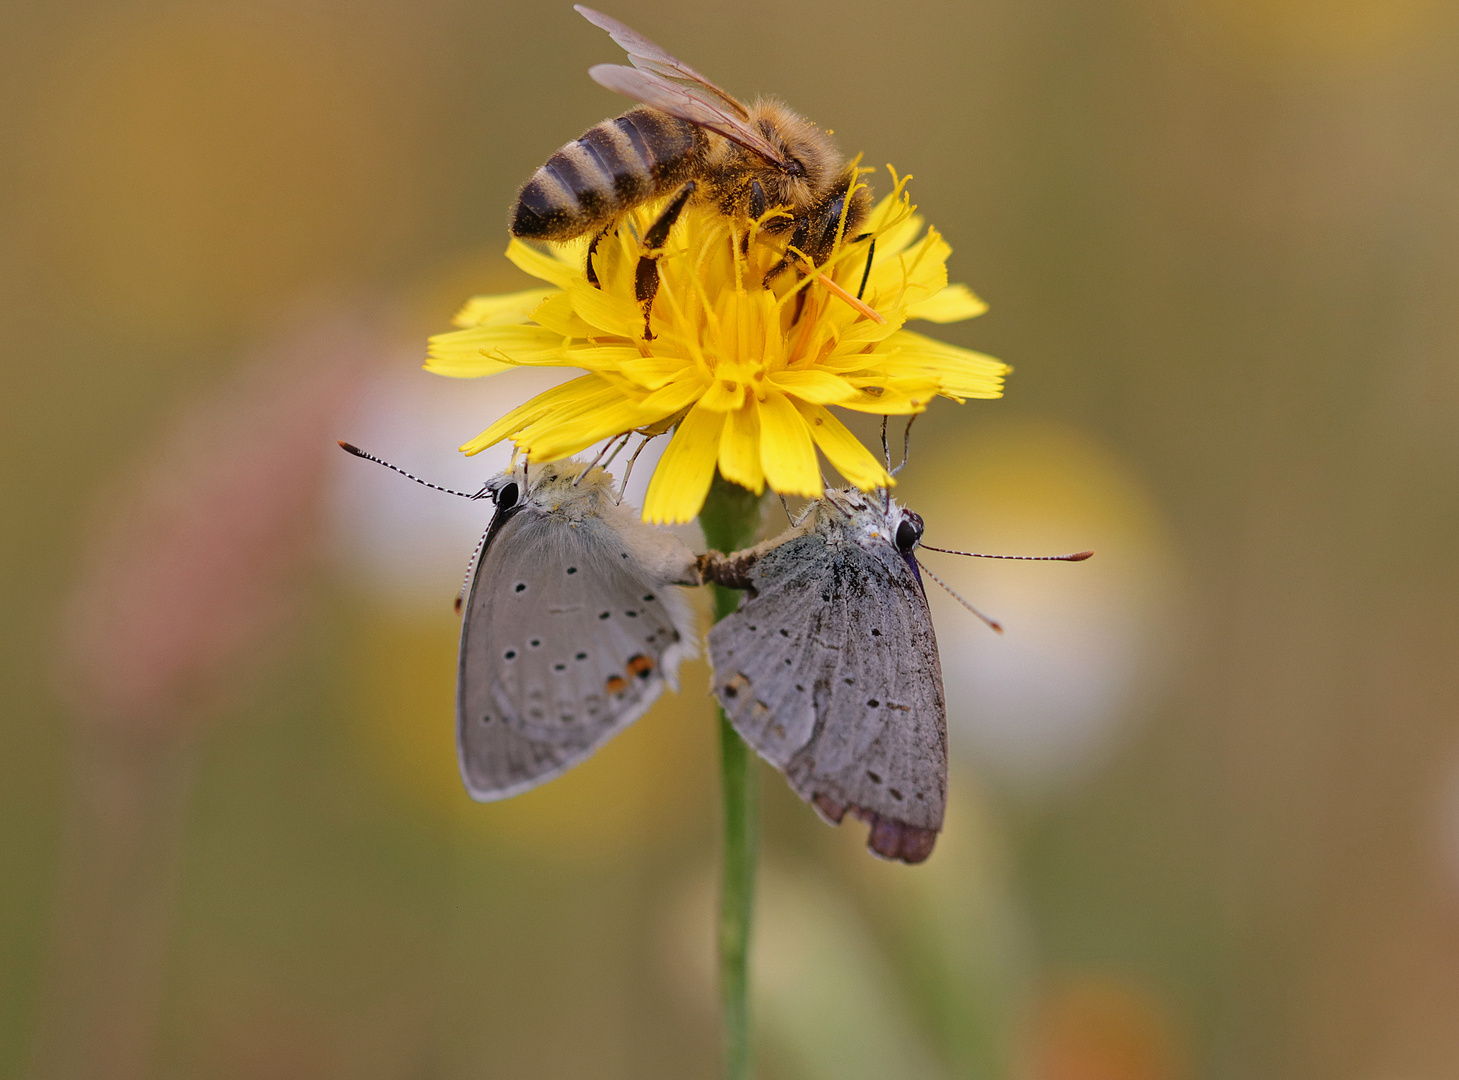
xmin=915 ymin=558 xmax=1003 ymax=634
xmin=452 ymin=522 xmax=494 ymax=613
xmin=921 ymin=544 xmax=1094 ymax=562
xmin=880 ymin=415 xmax=892 ymax=470
xmin=616 ymin=434 xmax=652 ymax=503
xmin=891 ymin=415 xmax=917 ymax=477
xmin=779 ymin=494 xmax=795 ymax=523
xmin=337 ymin=441 xmax=485 ymax=499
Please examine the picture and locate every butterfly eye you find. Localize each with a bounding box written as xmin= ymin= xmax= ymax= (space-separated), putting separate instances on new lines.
xmin=496 ymin=481 xmax=520 ymax=510
xmin=894 ymin=512 xmax=924 ymax=553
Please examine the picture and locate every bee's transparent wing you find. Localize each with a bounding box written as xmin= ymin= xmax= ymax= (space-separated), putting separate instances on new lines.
xmin=575 ymin=5 xmax=749 ymax=118
xmin=588 ymin=64 xmax=788 ymax=167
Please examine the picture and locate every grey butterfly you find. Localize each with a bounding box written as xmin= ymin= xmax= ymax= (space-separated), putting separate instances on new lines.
xmin=456 ymin=458 xmax=700 ymax=799
xmin=701 ymin=489 xmax=947 ymax=863
xmin=337 ymin=443 xmax=699 ymax=800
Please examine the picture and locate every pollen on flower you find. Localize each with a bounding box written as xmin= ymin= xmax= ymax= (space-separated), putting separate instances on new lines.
xmin=426 ymin=167 xmax=1008 ymax=524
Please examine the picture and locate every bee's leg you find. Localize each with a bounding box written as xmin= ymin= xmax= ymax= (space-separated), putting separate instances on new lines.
xmin=761 ymin=214 xmax=812 ymax=288
xmin=635 ymin=181 xmax=696 ymax=340
xmin=741 ymin=179 xmax=768 ymax=255
xmin=748 ymin=179 xmax=767 ymax=222
xmin=585 ymin=224 xmax=613 ymax=288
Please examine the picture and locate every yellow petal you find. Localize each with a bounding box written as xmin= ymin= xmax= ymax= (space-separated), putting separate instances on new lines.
xmin=905 ymin=283 xmax=988 ymax=323
xmin=871 ymin=211 xmax=925 ymax=257
xmin=879 ymin=331 xmax=1009 ymax=400
xmin=833 ymin=376 xmax=940 ymax=414
xmin=567 ymin=279 xmax=644 ymax=340
xmin=627 ymin=374 xmax=711 ymax=433
xmin=698 ymin=375 xmax=748 ymax=411
xmin=425 ymin=325 xmax=567 ymax=378
xmin=718 ymin=403 xmax=764 ymax=494
xmin=863 ymin=230 xmax=950 ymax=312
xmin=768 ymin=368 xmax=860 ymax=405
xmin=611 ymin=355 xmax=694 ymax=391
xmin=757 ymin=391 xmax=823 ymax=498
xmin=459 ymin=374 xmax=611 ymax=455
xmin=530 ymin=291 xmax=596 ymax=337
xmin=452 ymin=287 xmax=559 ymax=328
xmin=643 ymin=403 xmax=725 ymax=524
xmin=560 ymin=345 xmax=649 ymax=372
xmin=505 ymin=238 xmax=578 ymax=289
xmin=792 ymin=401 xmax=893 ymax=491
xmin=514 ymin=394 xmax=653 ymax=461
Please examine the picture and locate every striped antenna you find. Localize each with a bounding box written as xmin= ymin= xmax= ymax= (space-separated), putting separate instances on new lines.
xmin=454 ymin=523 xmax=493 ymax=613
xmin=921 ymin=544 xmax=1093 ymax=562
xmin=915 ymin=558 xmax=1002 ymax=634
xmin=337 ymin=442 xmax=487 ymax=500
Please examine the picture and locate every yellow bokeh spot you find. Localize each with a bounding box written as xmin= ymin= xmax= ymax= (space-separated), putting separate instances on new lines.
xmin=346 ymin=604 xmax=718 ymax=862
xmin=1162 ymin=0 xmax=1444 ymax=72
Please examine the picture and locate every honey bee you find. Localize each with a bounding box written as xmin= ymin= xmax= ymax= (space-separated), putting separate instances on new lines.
xmin=512 ymin=6 xmax=871 ymax=313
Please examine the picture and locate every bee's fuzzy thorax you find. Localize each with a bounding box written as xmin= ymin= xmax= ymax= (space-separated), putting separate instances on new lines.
xmin=748 ymin=98 xmax=842 ymax=190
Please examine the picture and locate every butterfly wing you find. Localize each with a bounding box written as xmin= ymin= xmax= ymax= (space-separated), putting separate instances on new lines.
xmin=708 ymin=532 xmax=947 ymax=862
xmin=457 ymin=506 xmax=693 ymax=800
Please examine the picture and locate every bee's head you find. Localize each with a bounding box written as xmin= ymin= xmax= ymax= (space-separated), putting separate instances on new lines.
xmin=745 ymin=99 xmax=843 ymax=212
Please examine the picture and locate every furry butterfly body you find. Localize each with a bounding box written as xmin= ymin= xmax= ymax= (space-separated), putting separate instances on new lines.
xmin=702 ymin=490 xmax=946 ymax=863
xmin=458 ymin=460 xmax=699 ymax=800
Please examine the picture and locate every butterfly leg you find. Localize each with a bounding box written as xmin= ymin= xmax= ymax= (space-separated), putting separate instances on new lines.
xmin=696 ymin=548 xmax=762 ymax=591
xmin=635 ymin=180 xmax=696 ymax=340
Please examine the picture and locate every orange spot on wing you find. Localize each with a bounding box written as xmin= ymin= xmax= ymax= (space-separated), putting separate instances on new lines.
xmin=627 ymin=654 xmax=655 ymax=679
xmin=605 ymin=675 xmax=627 ymax=695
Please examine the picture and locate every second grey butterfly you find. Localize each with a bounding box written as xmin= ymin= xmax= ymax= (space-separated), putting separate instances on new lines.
xmin=701 ymin=489 xmax=946 ymax=863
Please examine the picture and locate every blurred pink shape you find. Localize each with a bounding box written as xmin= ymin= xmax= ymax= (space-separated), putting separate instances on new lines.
xmin=31 ymin=307 xmax=384 ymax=1080
xmin=58 ymin=308 xmax=376 ymax=733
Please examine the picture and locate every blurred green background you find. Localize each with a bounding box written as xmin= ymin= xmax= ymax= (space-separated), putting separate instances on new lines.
xmin=4 ymin=0 xmax=1459 ymax=1077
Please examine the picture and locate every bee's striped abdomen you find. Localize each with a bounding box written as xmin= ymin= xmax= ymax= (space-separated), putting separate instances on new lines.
xmin=510 ymin=108 xmax=703 ymax=241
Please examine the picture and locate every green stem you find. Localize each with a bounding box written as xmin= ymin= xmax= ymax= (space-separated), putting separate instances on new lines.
xmin=698 ymin=472 xmax=765 ymax=1080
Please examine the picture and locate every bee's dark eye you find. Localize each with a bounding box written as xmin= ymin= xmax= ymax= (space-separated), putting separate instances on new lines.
xmin=894 ymin=512 xmax=924 ymax=553
xmin=496 ymin=482 xmax=520 ymax=511
xmin=784 ymin=157 xmax=806 ymax=178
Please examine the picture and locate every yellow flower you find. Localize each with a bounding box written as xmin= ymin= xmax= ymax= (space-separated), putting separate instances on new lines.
xmin=427 ymin=170 xmax=1007 ymax=524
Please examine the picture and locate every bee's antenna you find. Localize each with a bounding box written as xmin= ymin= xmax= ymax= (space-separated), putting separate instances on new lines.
xmin=337 ymin=442 xmax=486 ymax=499
xmin=915 ymin=558 xmax=1002 ymax=634
xmin=857 ymin=237 xmax=876 ymax=300
xmin=891 ymin=415 xmax=917 ymax=477
xmin=453 ymin=523 xmax=493 ymax=613
xmin=920 ymin=545 xmax=1094 ymax=562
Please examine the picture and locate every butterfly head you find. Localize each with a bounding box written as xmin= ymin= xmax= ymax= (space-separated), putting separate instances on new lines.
xmin=484 ymin=458 xmax=616 ymax=517
xmin=822 ymin=489 xmax=925 ymax=556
